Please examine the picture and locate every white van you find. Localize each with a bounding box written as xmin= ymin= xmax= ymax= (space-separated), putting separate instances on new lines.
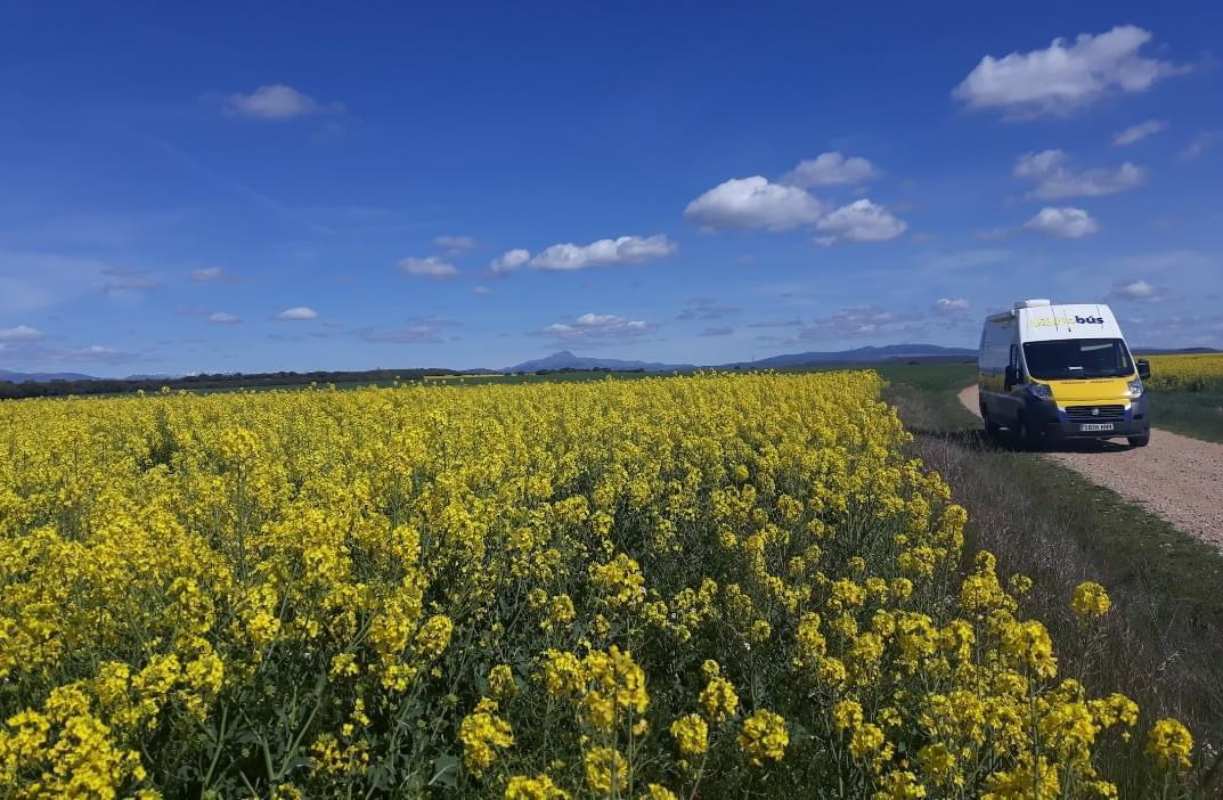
xmin=977 ymin=299 xmax=1151 ymax=448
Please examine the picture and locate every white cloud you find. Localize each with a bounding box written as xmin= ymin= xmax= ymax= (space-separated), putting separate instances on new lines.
xmin=0 ymin=337 xmax=140 ymax=367
xmin=277 ymin=306 xmax=318 ymax=321
xmin=191 ymin=267 xmax=226 ymax=282
xmin=100 ymin=267 xmax=160 ymax=295
xmin=975 ymin=227 xmax=1013 ymax=241
xmin=529 ymin=235 xmax=676 ymax=271
xmin=677 ymin=298 xmax=740 ymax=321
xmin=360 ymin=319 xmax=456 ymax=344
xmin=489 ymin=249 xmax=532 ymax=274
xmin=0 ymin=252 xmax=126 ymax=313
xmin=398 ymin=256 xmax=459 ymax=279
xmin=434 ymin=235 xmax=476 ymax=252
xmin=542 ymin=313 xmax=654 ymax=340
xmin=226 ymin=84 xmax=340 ymax=120
xmin=684 ymin=176 xmax=824 ymax=231
xmin=796 ymin=307 xmax=925 ymax=340
xmin=1181 ymin=131 xmax=1221 ymax=161
xmin=1113 ymin=119 xmax=1168 ymax=146
xmin=815 ymin=199 xmax=907 ymax=243
xmin=207 ymin=312 xmax=241 ymax=325
xmin=953 ymin=25 xmax=1185 ymax=117
xmin=1023 ymin=207 xmax=1100 ymax=239
xmin=473 ymin=285 xmax=492 ymax=295
xmin=1014 ymin=150 xmax=1145 ymax=199
xmin=1112 ymin=251 xmax=1216 ymax=293
xmin=934 ymin=298 xmax=971 ymax=314
xmin=61 ymin=345 xmax=134 ymax=365
xmin=0 ymin=324 xmax=43 ymax=341
xmin=1110 ymin=279 xmax=1168 ymax=303
xmin=782 ymin=152 xmax=879 ymax=187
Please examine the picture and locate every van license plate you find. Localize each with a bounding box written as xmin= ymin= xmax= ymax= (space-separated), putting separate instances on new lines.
xmin=1079 ymin=423 xmax=1114 ymax=432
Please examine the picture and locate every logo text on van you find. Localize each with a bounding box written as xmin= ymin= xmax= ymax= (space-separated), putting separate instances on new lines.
xmin=1029 ymin=315 xmax=1106 ymax=328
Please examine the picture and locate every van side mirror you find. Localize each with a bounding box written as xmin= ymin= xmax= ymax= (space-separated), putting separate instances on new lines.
xmin=1137 ymin=359 xmax=1150 ymax=380
xmin=1004 ymin=365 xmax=1020 ymax=388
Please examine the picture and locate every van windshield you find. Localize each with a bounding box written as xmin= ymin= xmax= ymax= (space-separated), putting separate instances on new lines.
xmin=1023 ymin=338 xmax=1133 ymax=380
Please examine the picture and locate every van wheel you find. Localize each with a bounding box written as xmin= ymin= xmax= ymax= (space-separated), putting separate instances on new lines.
xmin=982 ymin=409 xmax=1001 ymax=438
xmin=1127 ymin=433 xmax=1150 ymax=448
xmin=1015 ymin=416 xmax=1043 ymax=451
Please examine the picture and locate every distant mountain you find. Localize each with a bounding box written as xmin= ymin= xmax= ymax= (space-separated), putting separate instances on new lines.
xmin=505 ymin=351 xmax=695 ymax=373
xmin=0 ymin=369 xmax=97 ymax=383
xmin=503 ymin=345 xmax=975 ymax=374
xmin=726 ymin=343 xmax=978 ymax=369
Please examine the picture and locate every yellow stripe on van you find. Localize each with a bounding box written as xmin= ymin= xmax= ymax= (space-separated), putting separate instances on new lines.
xmin=1037 ymin=376 xmax=1134 ymax=407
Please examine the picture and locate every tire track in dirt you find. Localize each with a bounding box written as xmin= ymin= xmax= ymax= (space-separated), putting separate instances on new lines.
xmin=958 ymin=385 xmax=1223 ymax=549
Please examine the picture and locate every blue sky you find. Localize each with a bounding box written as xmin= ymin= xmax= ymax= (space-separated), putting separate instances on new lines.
xmin=1 ymin=2 xmax=1221 ymax=375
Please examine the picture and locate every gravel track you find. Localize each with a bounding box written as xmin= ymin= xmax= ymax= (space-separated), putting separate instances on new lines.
xmin=958 ymin=385 xmax=1223 ymax=548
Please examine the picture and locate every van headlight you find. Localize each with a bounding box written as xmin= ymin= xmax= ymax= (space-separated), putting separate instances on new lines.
xmin=1028 ymin=383 xmax=1053 ymax=401
xmin=1127 ymin=378 xmax=1144 ymax=398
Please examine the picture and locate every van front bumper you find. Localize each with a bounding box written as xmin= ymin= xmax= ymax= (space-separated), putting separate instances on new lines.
xmin=1027 ymin=394 xmax=1149 ymax=440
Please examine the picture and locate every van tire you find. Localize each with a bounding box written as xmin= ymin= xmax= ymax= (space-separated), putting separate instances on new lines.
xmin=1015 ymin=415 xmax=1043 ymax=451
xmin=1128 ymin=433 xmax=1150 ymax=448
xmin=982 ymin=409 xmax=1001 ymax=438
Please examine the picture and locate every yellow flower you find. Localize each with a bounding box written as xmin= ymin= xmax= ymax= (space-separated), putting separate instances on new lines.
xmin=699 ymin=675 xmax=739 ymax=725
xmin=817 ymin=656 xmax=848 ymax=689
xmin=544 ymin=594 xmax=576 ymax=630
xmin=589 ymin=553 xmax=646 ymax=608
xmin=874 ymin=770 xmax=928 ymax=799
xmin=982 ymin=754 xmax=1061 ymax=800
xmin=1146 ymin=718 xmax=1193 ymax=771
xmin=670 ymin=713 xmax=709 ymax=756
xmin=539 ymin=650 xmax=585 ymax=698
xmin=505 ymin=773 xmax=570 ymax=799
xmin=580 ymin=646 xmax=650 ymax=730
xmin=459 ymin=698 xmax=514 ymax=776
xmin=583 ymin=746 xmax=628 ymax=795
xmin=850 ymin=723 xmax=894 ymax=772
xmin=1070 ymin=581 xmax=1112 ymax=618
xmin=414 ymin=614 xmax=454 ymax=660
xmin=738 ymin=709 xmax=788 ymax=766
xmin=917 ymin=743 xmax=960 ymax=788
xmin=793 ymin=612 xmax=826 ymax=670
xmin=1007 ymin=573 xmax=1033 ymax=596
xmin=488 ymin=664 xmax=518 ymax=701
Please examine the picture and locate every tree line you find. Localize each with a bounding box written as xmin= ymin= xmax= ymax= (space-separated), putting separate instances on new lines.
xmin=0 ymin=368 xmax=468 ymax=400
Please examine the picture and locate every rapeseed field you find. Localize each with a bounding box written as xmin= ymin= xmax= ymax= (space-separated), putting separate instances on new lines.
xmin=1145 ymin=353 xmax=1223 ymax=392
xmin=0 ymin=373 xmax=1194 ymax=798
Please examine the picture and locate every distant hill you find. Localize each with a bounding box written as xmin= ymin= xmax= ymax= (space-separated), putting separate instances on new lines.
xmin=0 ymin=369 xmax=97 ymax=383
xmin=504 ymin=345 xmax=977 ymax=374
xmin=124 ymin=373 xmax=178 ymax=381
xmin=725 ymin=343 xmax=978 ymax=369
xmin=505 ymin=351 xmax=696 ymax=373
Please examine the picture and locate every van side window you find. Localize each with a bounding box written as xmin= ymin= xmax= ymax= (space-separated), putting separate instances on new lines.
xmin=1009 ymin=344 xmax=1020 ymax=373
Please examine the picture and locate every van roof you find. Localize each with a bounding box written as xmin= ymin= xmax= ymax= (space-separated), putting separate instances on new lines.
xmin=1015 ymin=303 xmax=1125 ymax=343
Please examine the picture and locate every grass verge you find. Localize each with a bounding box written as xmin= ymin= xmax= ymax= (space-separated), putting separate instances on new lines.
xmin=884 ymin=366 xmax=1223 ymax=796
xmin=1150 ymin=389 xmax=1223 ymax=444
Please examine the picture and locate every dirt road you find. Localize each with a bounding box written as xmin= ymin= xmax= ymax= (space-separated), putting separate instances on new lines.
xmin=958 ymin=385 xmax=1223 ymax=548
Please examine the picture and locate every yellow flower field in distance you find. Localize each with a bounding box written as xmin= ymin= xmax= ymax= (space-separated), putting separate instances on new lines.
xmin=1144 ymin=353 xmax=1223 ymax=392
xmin=0 ymin=373 xmax=1194 ymax=798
